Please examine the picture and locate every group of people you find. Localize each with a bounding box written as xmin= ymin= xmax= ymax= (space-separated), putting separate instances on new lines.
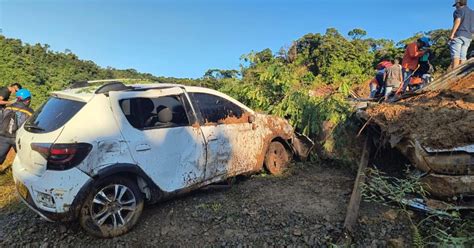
xmin=369 ymin=0 xmax=473 ymax=101
xmin=369 ymin=37 xmax=433 ymax=101
xmin=0 ymin=83 xmax=33 ymax=166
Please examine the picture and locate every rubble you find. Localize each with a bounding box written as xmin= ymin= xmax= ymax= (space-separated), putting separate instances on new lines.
xmin=365 ymin=73 xmax=473 ymax=149
xmin=358 ymin=59 xmax=474 ymax=200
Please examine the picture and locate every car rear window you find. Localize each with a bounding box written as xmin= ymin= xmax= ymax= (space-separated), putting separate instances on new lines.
xmin=25 ymin=97 xmax=86 ymax=133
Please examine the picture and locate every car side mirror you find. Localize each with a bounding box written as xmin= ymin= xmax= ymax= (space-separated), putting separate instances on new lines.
xmin=248 ymin=115 xmax=255 ymax=124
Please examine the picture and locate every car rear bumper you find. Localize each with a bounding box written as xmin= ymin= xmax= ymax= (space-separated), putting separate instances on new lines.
xmin=12 ymin=159 xmax=92 ymax=221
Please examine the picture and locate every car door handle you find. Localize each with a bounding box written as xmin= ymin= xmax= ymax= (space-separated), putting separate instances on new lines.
xmin=136 ymin=144 xmax=151 ymax=152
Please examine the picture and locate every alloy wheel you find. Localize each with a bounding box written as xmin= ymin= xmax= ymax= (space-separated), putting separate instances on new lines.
xmin=90 ymin=184 xmax=137 ymax=229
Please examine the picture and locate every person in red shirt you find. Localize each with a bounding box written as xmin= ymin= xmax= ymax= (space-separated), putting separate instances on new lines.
xmin=401 ymin=37 xmax=430 ymax=92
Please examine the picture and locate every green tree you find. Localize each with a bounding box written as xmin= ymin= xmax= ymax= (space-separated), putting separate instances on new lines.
xmin=348 ymin=28 xmax=367 ymax=40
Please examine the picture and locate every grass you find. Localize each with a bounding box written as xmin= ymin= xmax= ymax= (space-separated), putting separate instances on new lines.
xmin=0 ymin=150 xmax=27 ymax=213
xmin=0 ymin=169 xmax=22 ymax=213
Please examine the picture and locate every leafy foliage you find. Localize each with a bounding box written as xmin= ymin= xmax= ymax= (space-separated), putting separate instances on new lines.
xmin=0 ymin=36 xmax=162 ymax=107
xmin=0 ymin=28 xmax=456 ymax=157
xmin=363 ymin=168 xmax=474 ymax=247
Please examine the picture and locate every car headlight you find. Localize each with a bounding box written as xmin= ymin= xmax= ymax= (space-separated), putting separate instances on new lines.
xmin=36 ymin=192 xmax=55 ymax=209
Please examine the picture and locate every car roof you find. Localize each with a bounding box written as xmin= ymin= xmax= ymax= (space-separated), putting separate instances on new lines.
xmin=51 ymin=83 xmax=185 ymax=102
xmin=51 ymin=82 xmax=253 ymax=112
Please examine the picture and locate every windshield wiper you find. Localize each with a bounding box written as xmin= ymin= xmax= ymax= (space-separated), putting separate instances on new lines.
xmin=24 ymin=123 xmax=45 ymax=132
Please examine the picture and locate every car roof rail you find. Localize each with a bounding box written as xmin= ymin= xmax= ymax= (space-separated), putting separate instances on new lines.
xmin=95 ymin=81 xmax=132 ymax=94
xmin=69 ymin=81 xmax=89 ymax=89
xmin=67 ymin=79 xmax=187 ymax=94
xmin=68 ymin=79 xmax=142 ymax=90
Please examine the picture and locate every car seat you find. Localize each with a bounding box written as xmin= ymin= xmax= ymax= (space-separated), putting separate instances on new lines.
xmin=144 ymin=105 xmax=173 ymax=127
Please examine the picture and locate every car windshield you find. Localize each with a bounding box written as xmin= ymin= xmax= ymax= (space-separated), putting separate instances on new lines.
xmin=25 ymin=97 xmax=86 ymax=133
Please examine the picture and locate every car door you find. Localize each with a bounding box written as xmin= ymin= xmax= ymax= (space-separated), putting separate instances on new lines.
xmin=190 ymin=92 xmax=264 ymax=179
xmin=109 ymin=88 xmax=207 ymax=192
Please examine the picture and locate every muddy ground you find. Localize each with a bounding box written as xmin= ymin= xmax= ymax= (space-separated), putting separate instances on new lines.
xmin=366 ymin=73 xmax=474 ymax=149
xmin=0 ymin=162 xmax=411 ymax=247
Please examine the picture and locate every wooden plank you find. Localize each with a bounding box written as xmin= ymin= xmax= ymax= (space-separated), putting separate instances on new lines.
xmin=343 ymin=135 xmax=371 ymax=234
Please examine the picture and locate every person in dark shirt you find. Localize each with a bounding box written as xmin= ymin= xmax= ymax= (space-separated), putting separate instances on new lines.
xmin=449 ymin=0 xmax=474 ymax=69
xmin=0 ymin=89 xmax=33 ymax=164
xmin=0 ymin=83 xmax=22 ymax=109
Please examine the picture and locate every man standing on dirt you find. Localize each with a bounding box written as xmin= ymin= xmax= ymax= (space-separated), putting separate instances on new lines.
xmin=383 ymin=58 xmax=403 ymax=101
xmin=449 ymin=0 xmax=474 ymax=69
xmin=0 ymin=89 xmax=33 ymax=164
xmin=401 ymin=38 xmax=430 ymax=92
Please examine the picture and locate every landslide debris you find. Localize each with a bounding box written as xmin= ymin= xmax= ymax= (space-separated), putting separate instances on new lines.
xmin=365 ymin=73 xmax=474 ymax=149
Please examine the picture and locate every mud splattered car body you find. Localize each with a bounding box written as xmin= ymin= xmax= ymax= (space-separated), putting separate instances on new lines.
xmin=12 ymin=82 xmax=313 ymax=237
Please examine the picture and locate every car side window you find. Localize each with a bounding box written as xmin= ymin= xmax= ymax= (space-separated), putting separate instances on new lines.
xmin=119 ymin=95 xmax=190 ymax=129
xmin=191 ymin=93 xmax=246 ymax=124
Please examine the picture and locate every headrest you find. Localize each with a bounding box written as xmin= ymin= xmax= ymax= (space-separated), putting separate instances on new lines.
xmin=157 ymin=107 xmax=172 ymax=123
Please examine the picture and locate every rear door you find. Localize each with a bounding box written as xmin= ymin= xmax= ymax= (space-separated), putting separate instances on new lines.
xmin=190 ymin=92 xmax=264 ymax=179
xmin=109 ymin=88 xmax=207 ymax=192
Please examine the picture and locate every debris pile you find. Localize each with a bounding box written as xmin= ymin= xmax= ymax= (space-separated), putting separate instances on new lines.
xmin=357 ymin=60 xmax=474 ymax=200
xmin=365 ymin=73 xmax=474 ymax=149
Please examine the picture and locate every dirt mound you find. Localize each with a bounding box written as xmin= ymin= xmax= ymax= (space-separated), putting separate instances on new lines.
xmin=352 ymin=80 xmax=371 ymax=98
xmin=309 ymin=85 xmax=336 ymax=98
xmin=366 ymin=74 xmax=474 ymax=149
xmin=449 ymin=73 xmax=474 ymax=91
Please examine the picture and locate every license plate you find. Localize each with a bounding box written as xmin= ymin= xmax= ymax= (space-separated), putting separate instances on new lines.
xmin=16 ymin=181 xmax=29 ymax=199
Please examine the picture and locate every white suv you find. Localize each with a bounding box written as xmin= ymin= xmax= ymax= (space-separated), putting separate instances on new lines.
xmin=12 ymin=81 xmax=313 ymax=237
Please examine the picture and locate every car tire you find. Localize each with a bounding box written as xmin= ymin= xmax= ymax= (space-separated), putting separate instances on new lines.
xmin=79 ymin=176 xmax=144 ymax=238
xmin=264 ymin=141 xmax=290 ymax=175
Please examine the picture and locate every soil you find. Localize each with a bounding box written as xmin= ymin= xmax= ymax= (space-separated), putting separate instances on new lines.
xmin=449 ymin=73 xmax=474 ymax=91
xmin=309 ymin=85 xmax=336 ymax=98
xmin=352 ymin=79 xmax=371 ymax=98
xmin=0 ymin=162 xmax=411 ymax=247
xmin=365 ymin=73 xmax=474 ymax=149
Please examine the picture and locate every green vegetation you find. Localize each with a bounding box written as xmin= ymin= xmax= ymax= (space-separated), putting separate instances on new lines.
xmin=0 ymin=28 xmax=457 ymax=161
xmin=211 ymin=28 xmax=454 ymax=161
xmin=363 ymin=168 xmax=474 ymax=247
xmin=0 ymin=36 xmax=151 ymax=107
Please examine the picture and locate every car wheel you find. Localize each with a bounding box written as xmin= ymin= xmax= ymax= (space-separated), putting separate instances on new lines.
xmin=264 ymin=141 xmax=290 ymax=175
xmin=79 ymin=177 xmax=144 ymax=238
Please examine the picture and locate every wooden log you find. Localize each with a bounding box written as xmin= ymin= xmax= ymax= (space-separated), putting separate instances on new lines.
xmin=343 ymin=135 xmax=371 ymax=234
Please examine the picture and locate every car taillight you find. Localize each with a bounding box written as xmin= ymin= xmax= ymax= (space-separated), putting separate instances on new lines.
xmin=31 ymin=143 xmax=92 ymax=171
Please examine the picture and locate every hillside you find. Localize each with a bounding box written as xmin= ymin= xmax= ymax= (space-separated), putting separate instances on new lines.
xmin=0 ymin=35 xmax=208 ymax=107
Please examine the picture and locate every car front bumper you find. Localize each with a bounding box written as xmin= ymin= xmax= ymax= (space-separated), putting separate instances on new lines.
xmin=12 ymin=159 xmax=92 ymax=222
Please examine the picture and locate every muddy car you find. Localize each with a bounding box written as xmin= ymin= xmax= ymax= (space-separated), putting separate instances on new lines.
xmin=12 ymin=82 xmax=313 ymax=237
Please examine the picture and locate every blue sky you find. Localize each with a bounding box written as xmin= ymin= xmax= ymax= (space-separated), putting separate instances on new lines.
xmin=0 ymin=0 xmax=454 ymax=78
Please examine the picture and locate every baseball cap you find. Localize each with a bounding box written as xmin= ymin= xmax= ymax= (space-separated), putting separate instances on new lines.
xmin=453 ymin=0 xmax=467 ymax=6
